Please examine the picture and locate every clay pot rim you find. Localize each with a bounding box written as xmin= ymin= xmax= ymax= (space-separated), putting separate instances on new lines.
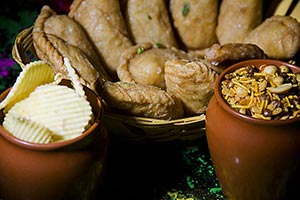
xmin=214 ymin=59 xmax=300 ymax=126
xmin=0 ymin=81 xmax=103 ymax=151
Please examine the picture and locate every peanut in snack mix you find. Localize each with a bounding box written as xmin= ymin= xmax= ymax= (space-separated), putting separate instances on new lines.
xmin=221 ymin=63 xmax=300 ymax=120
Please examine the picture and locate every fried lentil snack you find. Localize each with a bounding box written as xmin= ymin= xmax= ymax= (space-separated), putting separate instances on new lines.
xmin=216 ymin=0 xmax=263 ymax=44
xmin=244 ymin=15 xmax=300 ymax=60
xmin=125 ymin=0 xmax=178 ymax=47
xmin=165 ymin=59 xmax=218 ymax=116
xmin=69 ymin=0 xmax=133 ymax=80
xmin=170 ymin=0 xmax=218 ymax=50
xmin=33 ymin=5 xmax=110 ymax=81
xmin=32 ymin=32 xmax=101 ymax=91
xmin=117 ymin=43 xmax=193 ymax=90
xmin=99 ymin=81 xmax=184 ymax=120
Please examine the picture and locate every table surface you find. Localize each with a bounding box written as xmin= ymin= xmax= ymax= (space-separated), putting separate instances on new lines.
xmin=0 ymin=2 xmax=225 ymax=199
xmin=99 ymin=136 xmax=225 ymax=200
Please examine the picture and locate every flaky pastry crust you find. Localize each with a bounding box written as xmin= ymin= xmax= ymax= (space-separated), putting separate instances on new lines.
xmin=100 ymin=81 xmax=184 ymax=120
xmin=117 ymin=43 xmax=193 ymax=90
xmin=165 ymin=59 xmax=218 ymax=116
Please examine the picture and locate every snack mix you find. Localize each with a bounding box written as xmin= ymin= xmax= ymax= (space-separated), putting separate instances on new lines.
xmin=221 ymin=64 xmax=300 ymax=120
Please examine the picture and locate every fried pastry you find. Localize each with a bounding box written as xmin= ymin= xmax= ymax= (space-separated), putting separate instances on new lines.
xmin=33 ymin=5 xmax=110 ymax=81
xmin=204 ymin=43 xmax=267 ymax=73
xmin=216 ymin=0 xmax=263 ymax=44
xmin=243 ymin=15 xmax=300 ymax=60
xmin=32 ymin=32 xmax=101 ymax=91
xmin=117 ymin=43 xmax=193 ymax=90
xmin=165 ymin=59 xmax=218 ymax=116
xmin=99 ymin=81 xmax=184 ymax=120
xmin=170 ymin=0 xmax=218 ymax=50
xmin=187 ymin=48 xmax=207 ymax=59
xmin=69 ymin=0 xmax=133 ymax=79
xmin=125 ymin=0 xmax=177 ymax=47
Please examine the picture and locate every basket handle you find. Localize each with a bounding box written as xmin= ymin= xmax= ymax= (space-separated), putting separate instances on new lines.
xmin=12 ymin=26 xmax=37 ymax=68
xmin=274 ymin=0 xmax=300 ymax=21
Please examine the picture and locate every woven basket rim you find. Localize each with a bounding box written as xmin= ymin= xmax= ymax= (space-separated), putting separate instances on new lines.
xmin=104 ymin=111 xmax=206 ymax=125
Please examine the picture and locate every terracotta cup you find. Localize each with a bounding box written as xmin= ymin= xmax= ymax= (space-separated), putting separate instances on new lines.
xmin=206 ymin=59 xmax=300 ymax=200
xmin=0 ymin=80 xmax=109 ymax=200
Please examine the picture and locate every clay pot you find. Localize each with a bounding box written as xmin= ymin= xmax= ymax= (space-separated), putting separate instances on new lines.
xmin=0 ymin=80 xmax=109 ymax=200
xmin=206 ymin=59 xmax=300 ymax=200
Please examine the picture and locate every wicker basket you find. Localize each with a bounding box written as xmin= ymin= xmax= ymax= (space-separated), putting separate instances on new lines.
xmin=12 ymin=26 xmax=207 ymax=143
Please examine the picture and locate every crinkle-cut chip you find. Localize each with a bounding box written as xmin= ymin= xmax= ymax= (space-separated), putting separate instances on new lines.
xmin=10 ymin=84 xmax=93 ymax=142
xmin=0 ymin=60 xmax=55 ymax=112
xmin=64 ymin=57 xmax=86 ymax=99
xmin=3 ymin=110 xmax=53 ymax=144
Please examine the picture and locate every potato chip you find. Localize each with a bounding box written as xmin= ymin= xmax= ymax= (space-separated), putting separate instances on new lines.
xmin=0 ymin=60 xmax=55 ymax=112
xmin=3 ymin=108 xmax=53 ymax=144
xmin=64 ymin=58 xmax=86 ymax=99
xmin=6 ymin=84 xmax=93 ymax=142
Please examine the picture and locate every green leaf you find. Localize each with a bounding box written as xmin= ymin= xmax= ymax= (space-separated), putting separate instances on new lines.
xmin=156 ymin=43 xmax=165 ymax=48
xmin=137 ymin=47 xmax=144 ymax=54
xmin=182 ymin=3 xmax=190 ymax=17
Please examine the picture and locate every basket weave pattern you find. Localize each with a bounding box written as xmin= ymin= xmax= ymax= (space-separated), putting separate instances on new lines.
xmin=12 ymin=26 xmax=206 ymax=143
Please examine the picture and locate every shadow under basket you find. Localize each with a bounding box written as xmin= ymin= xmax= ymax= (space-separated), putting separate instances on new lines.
xmin=12 ymin=26 xmax=207 ymax=144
